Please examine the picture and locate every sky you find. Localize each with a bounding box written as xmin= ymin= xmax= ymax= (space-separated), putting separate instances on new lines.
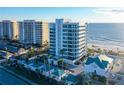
xmin=0 ymin=7 xmax=124 ymax=22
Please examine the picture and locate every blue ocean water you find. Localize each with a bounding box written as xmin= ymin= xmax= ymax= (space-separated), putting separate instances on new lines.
xmin=87 ymin=23 xmax=124 ymax=47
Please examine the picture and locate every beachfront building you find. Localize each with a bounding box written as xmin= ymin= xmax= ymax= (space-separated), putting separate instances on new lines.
xmin=0 ymin=20 xmax=19 ymax=40
xmin=18 ymin=20 xmax=49 ymax=45
xmin=49 ymin=19 xmax=86 ymax=63
xmin=12 ymin=21 xmax=19 ymax=40
xmin=84 ymin=55 xmax=113 ymax=77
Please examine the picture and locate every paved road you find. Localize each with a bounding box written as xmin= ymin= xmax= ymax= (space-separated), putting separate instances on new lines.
xmin=0 ymin=69 xmax=28 ymax=85
xmin=0 ymin=66 xmax=36 ymax=85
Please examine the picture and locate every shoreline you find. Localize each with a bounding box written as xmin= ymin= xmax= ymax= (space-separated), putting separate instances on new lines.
xmin=87 ymin=42 xmax=124 ymax=53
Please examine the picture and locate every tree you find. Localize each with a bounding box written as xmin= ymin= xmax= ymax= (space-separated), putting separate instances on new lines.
xmin=84 ymin=80 xmax=92 ymax=85
xmin=25 ymin=57 xmax=29 ymax=64
xmin=44 ymin=40 xmax=48 ymax=46
xmin=98 ymin=76 xmax=106 ymax=84
xmin=4 ymin=35 xmax=8 ymax=40
xmin=60 ymin=49 xmax=65 ymax=57
xmin=97 ymin=48 xmax=103 ymax=54
xmin=14 ymin=59 xmax=18 ymax=64
xmin=31 ymin=46 xmax=35 ymax=56
xmin=35 ymin=68 xmax=41 ymax=79
xmin=34 ymin=58 xmax=38 ymax=65
xmin=117 ymin=48 xmax=120 ymax=56
xmin=39 ymin=47 xmax=43 ymax=53
xmin=87 ymin=48 xmax=94 ymax=55
xmin=117 ymin=76 xmax=122 ymax=80
xmin=58 ymin=59 xmax=64 ymax=69
xmin=5 ymin=47 xmax=9 ymax=64
xmin=77 ymin=72 xmax=84 ymax=84
xmin=42 ymin=55 xmax=48 ymax=77
xmin=0 ymin=55 xmax=2 ymax=59
xmin=15 ymin=35 xmax=18 ymax=40
xmin=42 ymin=40 xmax=49 ymax=49
xmin=47 ymin=55 xmax=53 ymax=82
xmin=108 ymin=80 xmax=116 ymax=85
xmin=59 ymin=49 xmax=66 ymax=70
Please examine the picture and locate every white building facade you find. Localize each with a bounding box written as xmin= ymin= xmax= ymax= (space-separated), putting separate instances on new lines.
xmin=49 ymin=19 xmax=86 ymax=63
xmin=19 ymin=20 xmax=49 ymax=45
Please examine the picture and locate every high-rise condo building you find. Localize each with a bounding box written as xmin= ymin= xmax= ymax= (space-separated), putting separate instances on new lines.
xmin=13 ymin=21 xmax=19 ymax=40
xmin=19 ymin=20 xmax=49 ymax=45
xmin=49 ymin=19 xmax=86 ymax=63
xmin=0 ymin=20 xmax=18 ymax=40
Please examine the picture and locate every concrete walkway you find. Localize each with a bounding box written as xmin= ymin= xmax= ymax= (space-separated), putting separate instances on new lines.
xmin=66 ymin=64 xmax=83 ymax=75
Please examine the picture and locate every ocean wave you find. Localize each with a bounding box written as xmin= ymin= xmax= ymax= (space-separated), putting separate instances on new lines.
xmin=88 ymin=38 xmax=124 ymax=47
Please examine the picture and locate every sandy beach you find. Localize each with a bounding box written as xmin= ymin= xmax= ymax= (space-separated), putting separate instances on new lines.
xmin=87 ymin=42 xmax=124 ymax=53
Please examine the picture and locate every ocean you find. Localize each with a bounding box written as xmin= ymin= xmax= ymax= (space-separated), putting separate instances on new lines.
xmin=87 ymin=23 xmax=124 ymax=47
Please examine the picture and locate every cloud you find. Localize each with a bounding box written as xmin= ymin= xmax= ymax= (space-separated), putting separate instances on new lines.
xmin=88 ymin=8 xmax=124 ymax=22
xmin=93 ymin=8 xmax=124 ymax=15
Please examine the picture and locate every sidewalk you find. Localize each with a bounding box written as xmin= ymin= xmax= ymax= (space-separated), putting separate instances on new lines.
xmin=0 ymin=66 xmax=37 ymax=85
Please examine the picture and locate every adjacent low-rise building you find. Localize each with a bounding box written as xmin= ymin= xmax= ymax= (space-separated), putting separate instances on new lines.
xmin=84 ymin=55 xmax=113 ymax=77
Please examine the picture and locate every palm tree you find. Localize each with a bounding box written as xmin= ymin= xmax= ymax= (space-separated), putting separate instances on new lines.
xmin=87 ymin=48 xmax=94 ymax=55
xmin=34 ymin=58 xmax=38 ymax=65
xmin=31 ymin=46 xmax=35 ymax=56
xmin=5 ymin=47 xmax=9 ymax=64
xmin=57 ymin=59 xmax=65 ymax=81
xmin=117 ymin=48 xmax=119 ymax=56
xmin=79 ymin=72 xmax=84 ymax=84
xmin=98 ymin=48 xmax=102 ymax=54
xmin=42 ymin=55 xmax=47 ymax=76
xmin=42 ymin=55 xmax=52 ymax=82
xmin=15 ymin=35 xmax=18 ymax=40
xmin=58 ymin=59 xmax=64 ymax=69
xmin=60 ymin=49 xmax=65 ymax=57
xmin=44 ymin=40 xmax=48 ymax=47
xmin=14 ymin=59 xmax=18 ymax=65
xmin=39 ymin=47 xmax=43 ymax=53
xmin=4 ymin=35 xmax=8 ymax=40
xmin=84 ymin=80 xmax=91 ymax=85
xmin=48 ymin=55 xmax=52 ymax=69
xmin=59 ymin=49 xmax=65 ymax=70
xmin=47 ymin=55 xmax=53 ymax=82
xmin=35 ymin=68 xmax=41 ymax=79
xmin=25 ymin=57 xmax=29 ymax=64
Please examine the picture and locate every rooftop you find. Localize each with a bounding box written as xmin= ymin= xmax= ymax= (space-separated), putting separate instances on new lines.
xmin=0 ymin=42 xmax=25 ymax=53
xmin=85 ymin=55 xmax=113 ymax=69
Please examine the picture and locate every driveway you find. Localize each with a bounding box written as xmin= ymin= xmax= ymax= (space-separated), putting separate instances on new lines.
xmin=66 ymin=64 xmax=84 ymax=75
